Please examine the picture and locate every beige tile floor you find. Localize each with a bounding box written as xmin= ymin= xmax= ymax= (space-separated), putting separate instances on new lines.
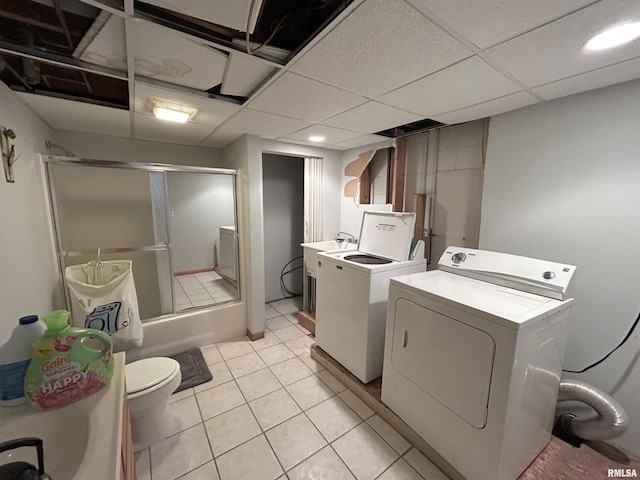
xmin=134 ymin=297 xmax=448 ymax=480
xmin=174 ymin=272 xmax=238 ymax=311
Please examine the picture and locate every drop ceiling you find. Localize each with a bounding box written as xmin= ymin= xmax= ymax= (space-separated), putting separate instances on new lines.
xmin=2 ymin=0 xmax=640 ymax=150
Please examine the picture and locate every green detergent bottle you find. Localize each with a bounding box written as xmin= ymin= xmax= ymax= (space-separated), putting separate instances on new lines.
xmin=23 ymin=310 xmax=114 ymax=410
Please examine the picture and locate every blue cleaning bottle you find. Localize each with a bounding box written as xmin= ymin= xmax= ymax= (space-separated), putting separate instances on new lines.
xmin=0 ymin=315 xmax=46 ymax=405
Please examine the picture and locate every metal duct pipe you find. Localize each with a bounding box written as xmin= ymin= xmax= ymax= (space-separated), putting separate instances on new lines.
xmin=557 ymin=379 xmax=628 ymax=441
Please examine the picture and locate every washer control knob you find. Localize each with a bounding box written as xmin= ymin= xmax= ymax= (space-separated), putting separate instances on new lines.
xmin=451 ymin=252 xmax=466 ymax=264
xmin=542 ymin=271 xmax=555 ymax=280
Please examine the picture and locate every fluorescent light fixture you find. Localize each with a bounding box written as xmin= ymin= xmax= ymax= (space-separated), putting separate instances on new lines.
xmin=152 ymin=101 xmax=197 ymax=123
xmin=308 ymin=135 xmax=326 ymax=143
xmin=584 ymin=22 xmax=640 ymax=51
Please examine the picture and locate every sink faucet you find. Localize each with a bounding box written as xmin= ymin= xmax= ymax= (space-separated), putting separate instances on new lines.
xmin=335 ymin=232 xmax=356 ymax=245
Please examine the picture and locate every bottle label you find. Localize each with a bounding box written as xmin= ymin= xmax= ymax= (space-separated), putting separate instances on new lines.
xmin=0 ymin=359 xmax=30 ymax=400
xmin=26 ymin=355 xmax=109 ymax=410
xmin=24 ymin=333 xmax=114 ymax=411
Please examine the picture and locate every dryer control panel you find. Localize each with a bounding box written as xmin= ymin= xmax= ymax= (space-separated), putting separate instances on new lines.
xmin=439 ymin=247 xmax=576 ymax=301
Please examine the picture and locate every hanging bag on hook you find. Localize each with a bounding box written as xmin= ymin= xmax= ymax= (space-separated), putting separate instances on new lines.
xmin=65 ymin=258 xmax=143 ymax=352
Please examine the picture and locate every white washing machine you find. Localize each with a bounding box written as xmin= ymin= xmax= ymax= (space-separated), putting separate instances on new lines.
xmin=315 ymin=212 xmax=426 ymax=383
xmin=382 ymin=247 xmax=576 ymax=480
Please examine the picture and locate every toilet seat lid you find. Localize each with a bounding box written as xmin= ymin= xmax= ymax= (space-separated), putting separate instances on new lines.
xmin=126 ymin=357 xmax=180 ymax=394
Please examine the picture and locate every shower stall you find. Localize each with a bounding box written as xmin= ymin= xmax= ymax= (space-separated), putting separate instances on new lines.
xmin=43 ymin=156 xmax=240 ymax=322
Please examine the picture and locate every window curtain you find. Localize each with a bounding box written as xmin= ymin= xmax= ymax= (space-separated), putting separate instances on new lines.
xmin=304 ymin=157 xmax=323 ymax=242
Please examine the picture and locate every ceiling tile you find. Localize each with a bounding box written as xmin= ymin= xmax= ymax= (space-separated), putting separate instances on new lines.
xmin=221 ymin=52 xmax=278 ymax=97
xmin=139 ymin=0 xmax=263 ymax=34
xmin=76 ymin=12 xmax=127 ymax=71
xmin=289 ymin=0 xmax=471 ymax=98
xmin=134 ymin=19 xmax=228 ymax=90
xmin=484 ymin=0 xmax=640 ymax=87
xmin=199 ymin=130 xmax=244 ymax=148
xmin=218 ymin=109 xmax=312 ymax=138
xmin=532 ymin=57 xmax=640 ymax=100
xmin=322 ymin=101 xmax=422 ymax=133
xmin=333 ymin=134 xmax=393 ymax=150
xmin=378 ymin=56 xmax=521 ymax=117
xmin=133 ymin=113 xmax=215 ymax=145
xmin=134 ymin=82 xmax=240 ymax=126
xmin=285 ymin=124 xmax=364 ymax=145
xmin=408 ymin=0 xmax=595 ymax=49
xmin=431 ymin=92 xmax=538 ymax=125
xmin=17 ymin=93 xmax=131 ymax=138
xmin=276 ymin=138 xmax=344 ymax=150
xmin=247 ymin=72 xmax=366 ymax=122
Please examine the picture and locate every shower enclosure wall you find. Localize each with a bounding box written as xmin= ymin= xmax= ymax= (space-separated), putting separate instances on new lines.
xmin=43 ymin=156 xmax=240 ymax=322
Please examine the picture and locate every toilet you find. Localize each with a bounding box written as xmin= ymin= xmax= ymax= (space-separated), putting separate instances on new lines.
xmin=124 ymin=357 xmax=182 ymax=451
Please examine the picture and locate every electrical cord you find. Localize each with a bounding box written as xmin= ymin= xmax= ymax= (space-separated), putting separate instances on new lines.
xmin=280 ymin=256 xmax=303 ymax=298
xmin=563 ymin=308 xmax=640 ymax=374
xmin=245 ymin=0 xmax=291 ymax=55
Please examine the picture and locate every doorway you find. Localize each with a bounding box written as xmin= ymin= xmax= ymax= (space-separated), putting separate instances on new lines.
xmin=262 ymin=153 xmax=304 ymax=303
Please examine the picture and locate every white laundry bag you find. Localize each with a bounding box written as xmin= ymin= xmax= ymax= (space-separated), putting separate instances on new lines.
xmin=65 ymin=259 xmax=143 ymax=352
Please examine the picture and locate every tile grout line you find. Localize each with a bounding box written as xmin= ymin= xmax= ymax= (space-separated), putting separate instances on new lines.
xmin=178 ymin=395 xmax=214 ymax=476
xmin=164 ymin=304 xmax=338 ymax=480
xmin=144 ymin=447 xmax=152 ymax=480
xmin=275 ymin=410 xmax=328 ymax=475
xmin=221 ymin=357 xmax=287 ymax=478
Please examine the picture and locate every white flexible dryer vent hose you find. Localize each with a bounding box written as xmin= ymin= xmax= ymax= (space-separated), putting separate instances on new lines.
xmin=557 ymin=379 xmax=628 ymax=441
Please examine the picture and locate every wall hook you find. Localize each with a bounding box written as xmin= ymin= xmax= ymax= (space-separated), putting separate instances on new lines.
xmin=1 ymin=125 xmax=19 ymax=183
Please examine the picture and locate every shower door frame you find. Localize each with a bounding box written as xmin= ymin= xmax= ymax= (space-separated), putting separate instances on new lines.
xmin=42 ymin=155 xmax=240 ymax=320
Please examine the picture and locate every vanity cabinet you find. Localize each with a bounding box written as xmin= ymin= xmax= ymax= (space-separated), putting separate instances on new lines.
xmin=0 ymin=352 xmax=128 ymax=479
xmin=299 ymin=241 xmax=357 ymax=334
xmin=121 ymin=392 xmax=135 ymax=480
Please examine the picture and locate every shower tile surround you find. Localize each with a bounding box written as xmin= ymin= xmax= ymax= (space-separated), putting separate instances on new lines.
xmin=174 ymin=271 xmax=237 ymax=311
xmin=134 ymin=296 xmax=447 ymax=480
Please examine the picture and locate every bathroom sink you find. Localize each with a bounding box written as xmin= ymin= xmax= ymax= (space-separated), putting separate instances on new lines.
xmin=0 ymin=353 xmax=125 ymax=479
xmin=301 ymin=241 xmax=358 ymax=278
xmin=301 ymin=240 xmax=357 ymax=252
xmin=0 ymin=409 xmax=89 ymax=477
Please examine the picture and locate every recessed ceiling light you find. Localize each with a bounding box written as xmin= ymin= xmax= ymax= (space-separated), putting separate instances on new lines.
xmin=308 ymin=135 xmax=326 ymax=143
xmin=584 ymin=22 xmax=640 ymax=51
xmin=152 ymin=101 xmax=198 ymax=123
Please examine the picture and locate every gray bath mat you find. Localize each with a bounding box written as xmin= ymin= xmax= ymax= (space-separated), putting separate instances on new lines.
xmin=169 ymin=348 xmax=212 ymax=393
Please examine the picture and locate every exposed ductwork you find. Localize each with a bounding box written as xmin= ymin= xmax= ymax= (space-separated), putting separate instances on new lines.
xmin=557 ymin=379 xmax=628 ymax=441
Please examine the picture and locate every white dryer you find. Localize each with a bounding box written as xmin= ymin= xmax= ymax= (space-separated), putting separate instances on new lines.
xmin=315 ymin=212 xmax=426 ymax=383
xmin=382 ymin=247 xmax=576 ymax=480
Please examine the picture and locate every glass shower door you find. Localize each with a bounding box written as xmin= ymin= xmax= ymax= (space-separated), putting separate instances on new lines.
xmin=46 ymin=162 xmax=173 ymax=320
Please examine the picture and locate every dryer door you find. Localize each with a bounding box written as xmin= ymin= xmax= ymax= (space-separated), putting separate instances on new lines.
xmin=390 ymin=298 xmax=496 ymax=428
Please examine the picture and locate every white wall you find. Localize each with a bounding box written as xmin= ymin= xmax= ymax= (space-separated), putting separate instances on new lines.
xmin=480 ymin=78 xmax=640 ymax=454
xmin=167 ymin=172 xmax=235 ymax=273
xmin=222 ymin=135 xmax=260 ymax=335
xmin=50 ymin=130 xmax=223 ymax=166
xmin=0 ymin=85 xmax=60 ymax=345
